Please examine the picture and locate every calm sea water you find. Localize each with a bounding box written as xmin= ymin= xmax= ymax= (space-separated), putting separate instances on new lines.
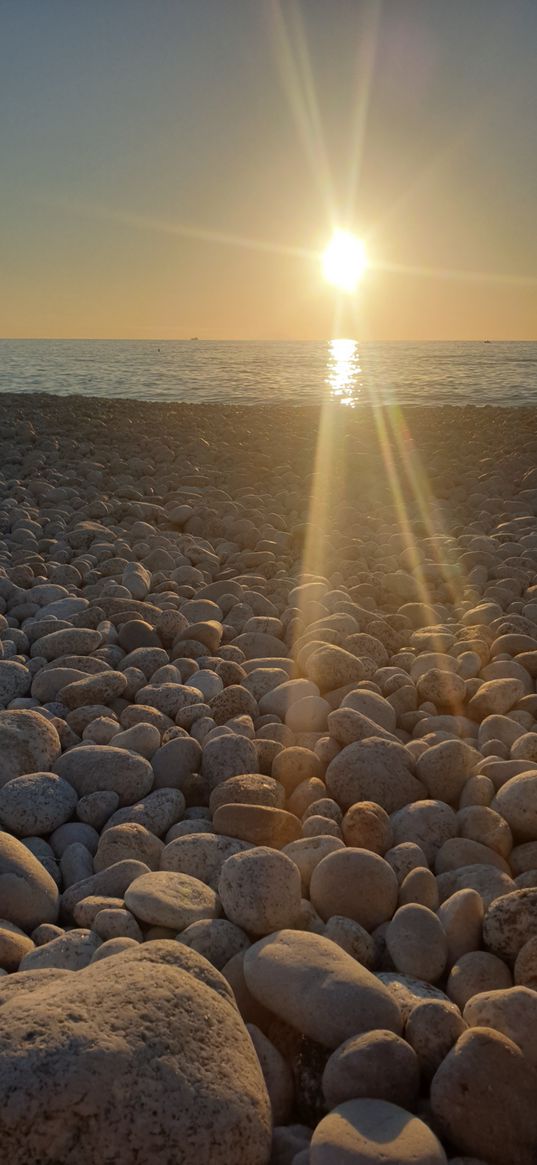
xmin=1 ymin=340 xmax=536 ymax=407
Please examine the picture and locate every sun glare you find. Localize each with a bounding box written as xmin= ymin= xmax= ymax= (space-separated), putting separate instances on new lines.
xmin=322 ymin=230 xmax=367 ymax=292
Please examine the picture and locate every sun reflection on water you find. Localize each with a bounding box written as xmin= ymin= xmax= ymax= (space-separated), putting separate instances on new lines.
xmin=326 ymin=337 xmax=361 ymax=405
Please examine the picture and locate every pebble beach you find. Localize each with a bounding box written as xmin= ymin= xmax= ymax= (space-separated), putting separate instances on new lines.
xmin=2 ymin=392 xmax=537 ymax=1162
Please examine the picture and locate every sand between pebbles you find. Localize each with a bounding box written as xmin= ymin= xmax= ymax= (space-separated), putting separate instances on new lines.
xmin=1 ymin=395 xmax=537 ymax=1161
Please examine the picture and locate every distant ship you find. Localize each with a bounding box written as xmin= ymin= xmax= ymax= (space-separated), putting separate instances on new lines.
xmin=190 ymin=336 xmax=199 ymax=341
xmin=484 ymin=339 xmax=491 ymax=343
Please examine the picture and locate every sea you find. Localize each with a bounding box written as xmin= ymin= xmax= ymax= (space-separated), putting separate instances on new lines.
xmin=1 ymin=340 xmax=536 ymax=407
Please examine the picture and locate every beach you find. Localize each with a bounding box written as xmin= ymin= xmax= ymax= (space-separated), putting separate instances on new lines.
xmin=1 ymin=392 xmax=537 ymax=1161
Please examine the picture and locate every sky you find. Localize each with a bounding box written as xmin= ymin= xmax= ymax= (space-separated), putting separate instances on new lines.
xmin=1 ymin=0 xmax=537 ymax=341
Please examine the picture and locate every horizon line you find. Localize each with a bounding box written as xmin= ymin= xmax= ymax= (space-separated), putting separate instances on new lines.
xmin=1 ymin=337 xmax=536 ymax=344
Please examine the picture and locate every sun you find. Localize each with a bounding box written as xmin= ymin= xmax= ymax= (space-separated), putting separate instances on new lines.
xmin=322 ymin=230 xmax=367 ymax=292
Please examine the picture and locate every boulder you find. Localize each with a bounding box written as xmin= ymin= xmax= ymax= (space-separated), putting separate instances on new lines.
xmin=0 ymin=942 xmax=271 ymax=1164
xmin=243 ymin=929 xmax=401 ymax=1049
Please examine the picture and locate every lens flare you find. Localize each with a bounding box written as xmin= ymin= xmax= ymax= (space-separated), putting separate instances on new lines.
xmin=322 ymin=230 xmax=367 ymax=292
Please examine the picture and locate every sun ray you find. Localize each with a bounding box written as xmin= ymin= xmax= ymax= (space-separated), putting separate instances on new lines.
xmin=375 ymin=259 xmax=537 ymax=287
xmin=344 ymin=0 xmax=382 ymax=222
xmin=270 ymin=0 xmax=336 ymax=221
xmin=35 ymin=194 xmax=317 ymax=261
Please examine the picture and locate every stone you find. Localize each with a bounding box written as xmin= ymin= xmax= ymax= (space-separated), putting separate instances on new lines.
xmin=435 ymin=837 xmax=511 ymax=875
xmin=272 ymin=1127 xmax=311 ymax=1165
xmin=282 ymin=836 xmax=345 ymax=894
xmin=0 ymin=942 xmax=271 ymax=1164
xmin=213 ymin=803 xmax=302 ymax=848
xmin=222 ymin=949 xmax=272 ymax=1028
xmin=405 ymin=999 xmax=467 ymax=1080
xmin=304 ymin=646 xmax=369 ymax=692
xmin=232 ymin=631 xmax=287 ymax=659
xmin=303 ymin=815 xmax=341 ymax=839
xmin=60 ymin=669 xmax=128 ymax=709
xmin=323 ymin=915 xmax=375 ymax=968
xmin=218 ymin=847 xmax=302 ymax=935
xmin=310 ymin=848 xmax=398 ymax=931
xmin=0 ymin=919 xmax=34 ymax=972
xmin=0 ymin=710 xmax=61 ymax=787
xmin=73 ymin=896 xmax=125 ymax=928
xmin=62 ymin=846 xmax=101 ymax=894
xmin=161 ymin=832 xmax=250 ymax=890
xmin=0 ymin=832 xmax=59 ymax=931
xmin=459 ymin=774 xmax=495 ymax=808
xmin=416 ymin=739 xmax=479 ymax=805
xmin=437 ymin=888 xmax=484 ymax=965
xmin=150 ymin=731 xmax=202 ymax=787
xmin=54 ymin=745 xmax=154 ymax=805
xmin=61 ymin=859 xmax=151 ymax=920
xmin=247 ymin=1024 xmax=294 ymax=1126
xmin=391 ymin=801 xmax=457 ymax=866
xmin=124 ymin=870 xmax=220 ymax=930
xmin=286 ymin=695 xmax=331 ymax=733
xmin=479 ymin=713 xmax=525 ymax=750
xmin=510 ymin=841 xmax=537 ymax=874
xmin=493 ymin=771 xmax=537 ymax=841
xmin=272 ymin=747 xmax=322 ymax=792
xmin=341 ymin=802 xmax=392 ymax=853
xmin=0 ymin=661 xmax=31 ymax=705
xmin=31 ymin=626 xmax=102 ymax=660
xmin=50 ymin=822 xmax=99 ymax=856
xmin=0 ymin=967 xmax=74 ymax=1007
xmin=136 ymin=682 xmax=202 ymax=719
xmin=103 ymin=788 xmax=185 ymax=837
xmin=94 ymin=822 xmax=164 ymax=871
xmin=19 ymin=928 xmax=102 ymax=971
xmin=310 ymin=1099 xmax=447 ymax=1164
xmin=0 ymin=772 xmax=78 ymax=836
xmin=447 ymin=951 xmax=512 ymax=1008
xmin=417 ymin=668 xmax=466 ymax=710
xmin=514 ymin=935 xmax=537 ymax=988
xmin=287 ymin=778 xmax=327 ymax=818
xmin=31 ymin=666 xmax=88 ymax=703
xmin=210 ymin=684 xmax=257 ymax=725
xmin=178 ymin=918 xmax=250 ymax=969
xmin=109 ymin=722 xmax=161 ymax=757
xmin=386 ymin=904 xmax=448 ymax=983
xmin=91 ymin=937 xmax=140 ymax=962
xmin=67 ymin=705 xmax=119 ymax=737
xmin=463 ymin=985 xmax=537 ymax=1066
xmin=92 ymin=907 xmax=143 ymax=942
xmin=430 ymin=1026 xmax=537 ymax=1165
xmin=341 ymin=688 xmax=397 ymax=732
xmin=243 ymin=930 xmax=402 ymax=1049
xmin=188 ymin=669 xmax=224 ymax=701
xmin=376 ymin=973 xmax=452 ymax=1022
xmin=326 ymin=739 xmax=424 ymax=814
xmin=322 ymin=1029 xmax=420 ymax=1109
xmin=457 ymin=804 xmax=512 ymax=857
xmin=201 ymin=734 xmax=258 ymax=789
xmin=483 ymin=888 xmax=537 ymax=960
xmin=209 ymin=773 xmax=285 ymax=813
xmin=511 ymin=733 xmax=537 ymax=763
xmin=437 ymin=865 xmax=515 ymax=910
xmin=467 ymin=678 xmax=525 ymax=719
xmin=385 ymin=842 xmax=429 ymax=883
xmin=399 ymin=866 xmax=439 ymax=909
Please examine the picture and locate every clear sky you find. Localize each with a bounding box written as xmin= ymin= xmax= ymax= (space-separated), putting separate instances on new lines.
xmin=2 ymin=0 xmax=537 ymax=340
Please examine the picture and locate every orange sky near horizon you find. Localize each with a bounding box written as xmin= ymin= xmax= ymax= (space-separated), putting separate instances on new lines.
xmin=1 ymin=0 xmax=537 ymax=341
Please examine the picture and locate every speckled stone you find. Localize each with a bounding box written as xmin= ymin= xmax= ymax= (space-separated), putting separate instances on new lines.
xmin=0 ymin=942 xmax=272 ymax=1164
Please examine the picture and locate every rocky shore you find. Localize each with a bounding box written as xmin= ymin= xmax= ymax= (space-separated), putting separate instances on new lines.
xmin=1 ymin=394 xmax=537 ymax=1162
